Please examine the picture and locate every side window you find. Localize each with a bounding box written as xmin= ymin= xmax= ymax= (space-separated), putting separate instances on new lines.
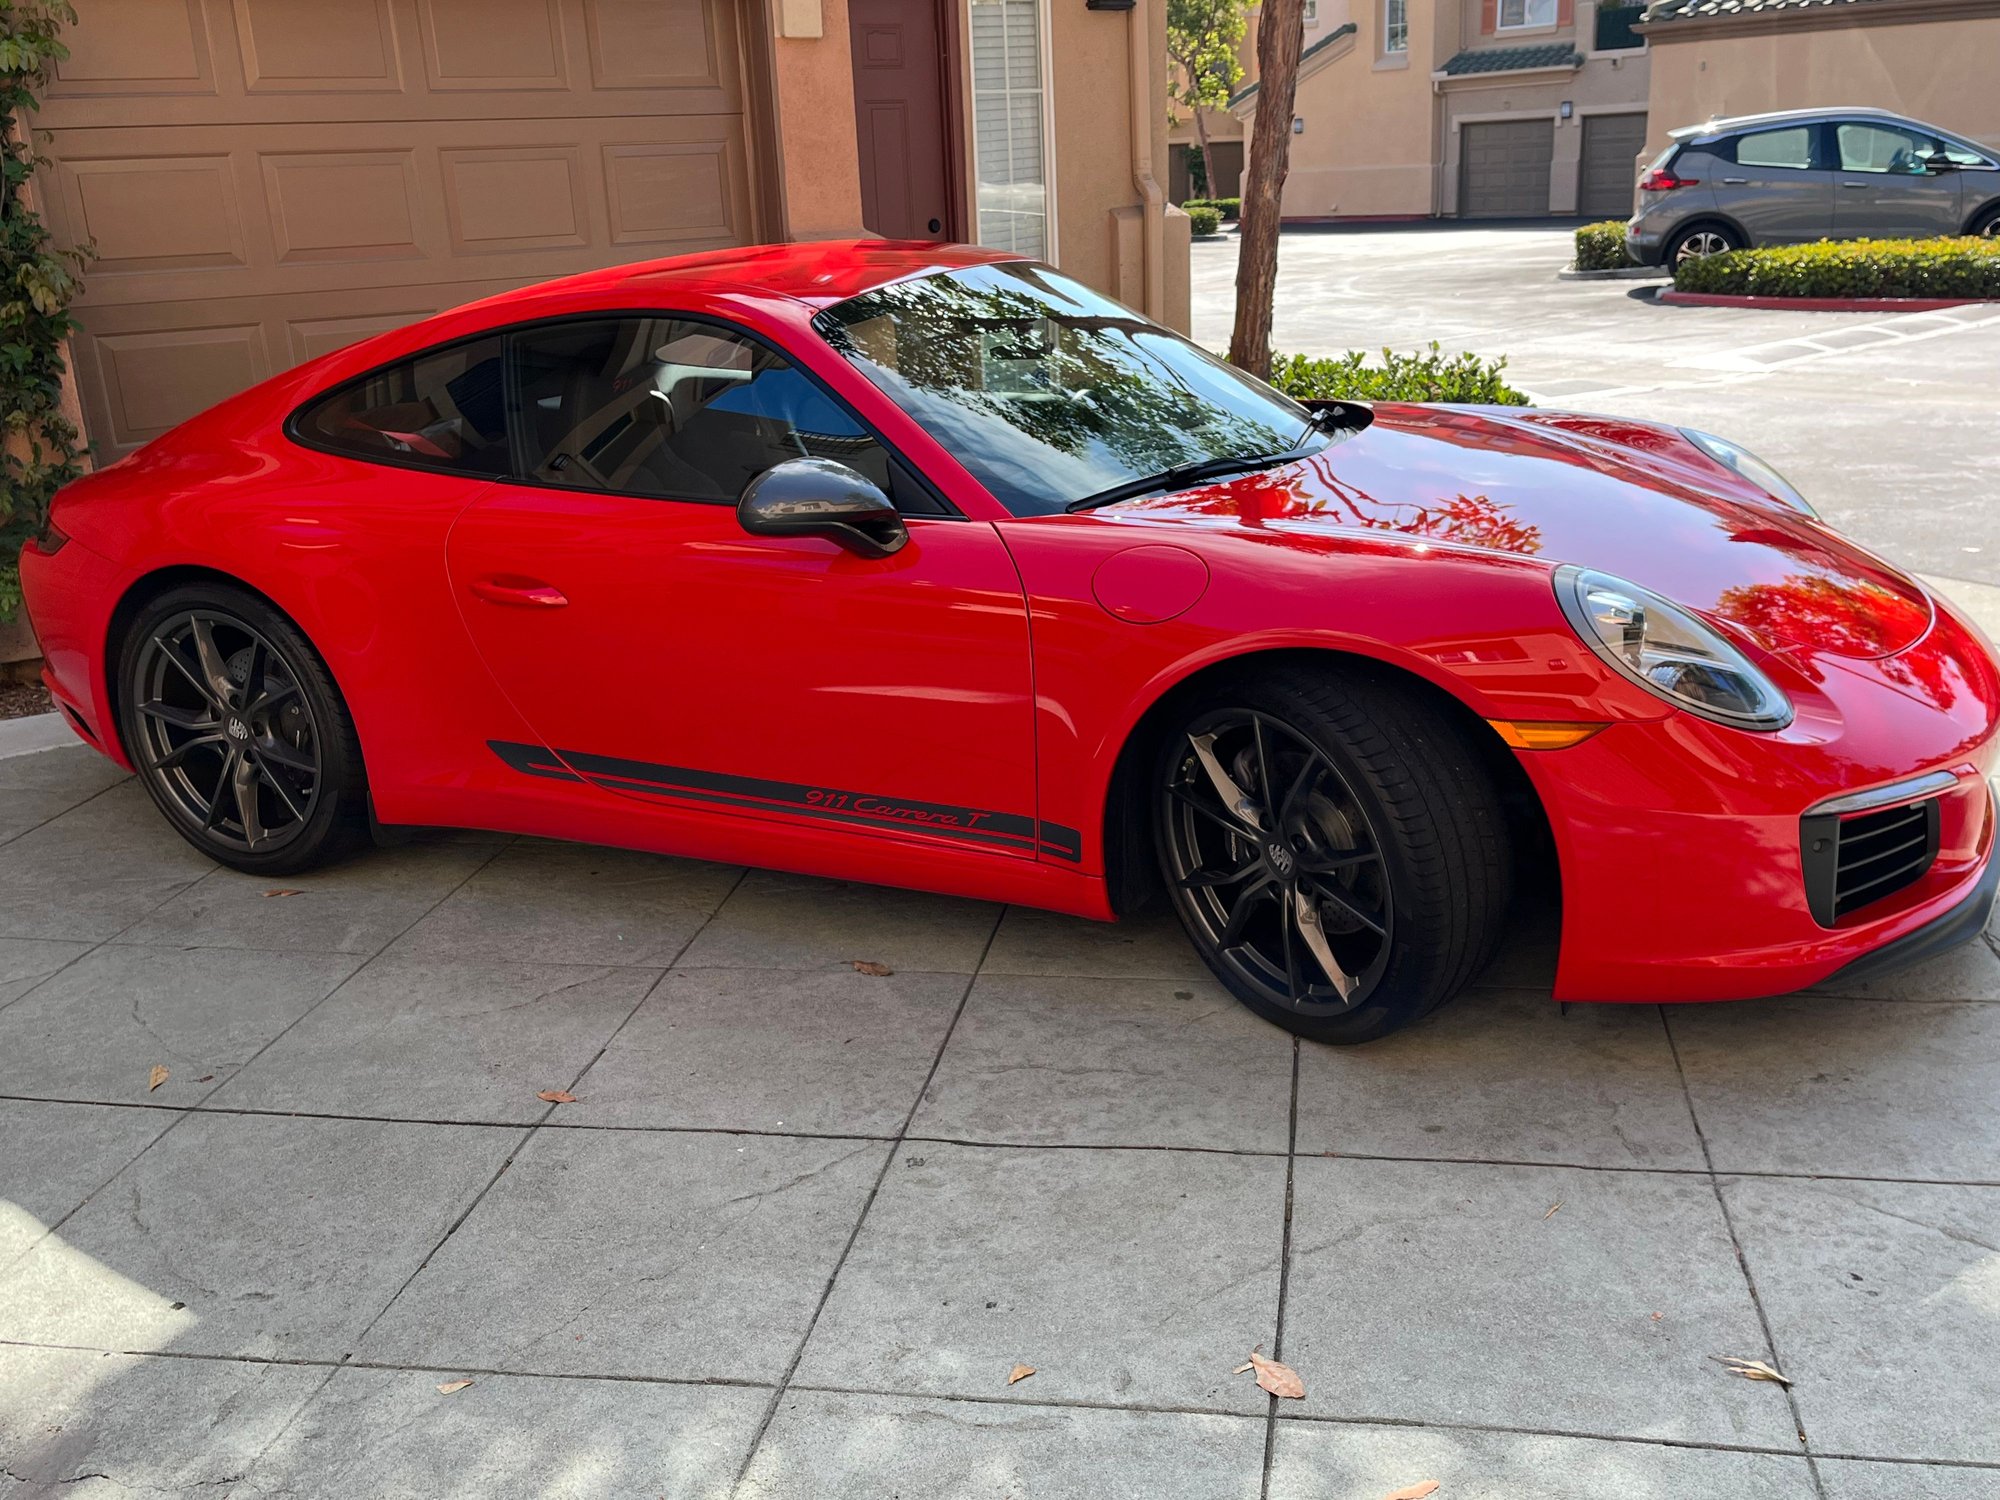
xmin=1731 ymin=127 xmax=1815 ymax=171
xmin=1837 ymin=121 xmax=1936 ymax=175
xmin=507 ymin=316 xmax=941 ymax=512
xmin=296 ymin=335 xmax=510 ymax=476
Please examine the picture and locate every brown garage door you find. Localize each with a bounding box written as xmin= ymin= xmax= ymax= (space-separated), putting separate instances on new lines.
xmin=1580 ymin=112 xmax=1649 ymax=219
xmin=32 ymin=0 xmax=770 ymax=459
xmin=1459 ymin=118 xmax=1553 ymax=219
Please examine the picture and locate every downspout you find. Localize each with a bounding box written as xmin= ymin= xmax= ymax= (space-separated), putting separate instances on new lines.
xmin=1128 ymin=0 xmax=1166 ymax=320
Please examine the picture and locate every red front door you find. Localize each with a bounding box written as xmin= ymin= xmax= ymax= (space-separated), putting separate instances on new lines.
xmin=849 ymin=0 xmax=953 ymax=240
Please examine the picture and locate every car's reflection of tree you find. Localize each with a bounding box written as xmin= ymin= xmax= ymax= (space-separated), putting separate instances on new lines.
xmin=1716 ymin=572 xmax=1958 ymax=709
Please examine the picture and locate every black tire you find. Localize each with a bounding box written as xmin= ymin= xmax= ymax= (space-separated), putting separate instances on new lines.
xmin=1969 ymin=204 xmax=2000 ymax=240
xmin=116 ymin=582 xmax=368 ymax=875
xmin=1664 ymin=221 xmax=1743 ymax=270
xmin=1154 ymin=664 xmax=1509 ymax=1044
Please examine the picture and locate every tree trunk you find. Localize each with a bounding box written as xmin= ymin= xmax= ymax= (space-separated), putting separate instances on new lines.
xmin=1193 ymin=108 xmax=1218 ymax=206
xmin=1228 ymin=0 xmax=1306 ymax=379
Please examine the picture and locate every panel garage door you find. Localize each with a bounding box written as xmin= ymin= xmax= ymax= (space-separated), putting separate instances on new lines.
xmin=1580 ymin=112 xmax=1649 ymax=219
xmin=1459 ymin=118 xmax=1554 ymax=219
xmin=32 ymin=0 xmax=769 ymax=460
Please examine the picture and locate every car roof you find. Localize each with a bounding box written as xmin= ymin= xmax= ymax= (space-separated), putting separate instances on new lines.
xmin=1669 ymin=106 xmax=1954 ymax=141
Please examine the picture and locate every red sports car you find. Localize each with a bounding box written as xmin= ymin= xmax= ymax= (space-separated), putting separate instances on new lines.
xmin=22 ymin=242 xmax=1999 ymax=1042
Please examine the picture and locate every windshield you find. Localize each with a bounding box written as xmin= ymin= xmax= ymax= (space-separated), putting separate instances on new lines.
xmin=812 ymin=261 xmax=1316 ymax=516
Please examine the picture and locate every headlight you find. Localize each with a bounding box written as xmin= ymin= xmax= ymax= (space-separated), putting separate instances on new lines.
xmin=1556 ymin=566 xmax=1793 ymax=731
xmin=1681 ymin=429 xmax=1816 ymax=518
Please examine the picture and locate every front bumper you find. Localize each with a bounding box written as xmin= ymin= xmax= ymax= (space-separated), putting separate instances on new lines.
xmin=1820 ymin=830 xmax=1999 ymax=990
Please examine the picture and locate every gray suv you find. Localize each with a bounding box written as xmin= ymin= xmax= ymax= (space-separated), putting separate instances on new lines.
xmin=1626 ymin=107 xmax=2000 ymax=268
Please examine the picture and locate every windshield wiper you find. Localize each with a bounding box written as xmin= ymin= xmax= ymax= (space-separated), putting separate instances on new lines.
xmin=1064 ymin=435 xmax=1320 ymax=514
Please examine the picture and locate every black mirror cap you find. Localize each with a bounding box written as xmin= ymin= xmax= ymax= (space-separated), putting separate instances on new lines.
xmin=738 ymin=456 xmax=909 ymax=558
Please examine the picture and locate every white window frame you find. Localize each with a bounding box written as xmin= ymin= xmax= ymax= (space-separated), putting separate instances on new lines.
xmin=1303 ymin=0 xmax=1318 ymax=25
xmin=963 ymin=0 xmax=1061 ymax=263
xmin=1383 ymin=0 xmax=1407 ymax=51
xmin=1497 ymin=0 xmax=1558 ymax=29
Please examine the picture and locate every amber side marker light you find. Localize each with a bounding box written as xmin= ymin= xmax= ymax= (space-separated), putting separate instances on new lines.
xmin=1488 ymin=720 xmax=1606 ymax=751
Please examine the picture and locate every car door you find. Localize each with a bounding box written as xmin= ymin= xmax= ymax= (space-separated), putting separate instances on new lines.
xmin=1713 ymin=123 xmax=1835 ymax=244
xmin=1830 ymin=119 xmax=1968 ymax=237
xmin=444 ymin=312 xmax=1049 ymax=863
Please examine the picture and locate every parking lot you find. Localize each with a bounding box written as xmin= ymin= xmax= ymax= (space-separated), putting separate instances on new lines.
xmin=5 ymin=225 xmax=2000 ymax=1498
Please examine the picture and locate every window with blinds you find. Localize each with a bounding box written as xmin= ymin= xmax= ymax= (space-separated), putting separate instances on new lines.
xmin=969 ymin=0 xmax=1048 ymax=259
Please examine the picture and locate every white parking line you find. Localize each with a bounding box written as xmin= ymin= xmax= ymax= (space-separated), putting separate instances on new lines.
xmin=1674 ymin=306 xmax=2000 ymax=375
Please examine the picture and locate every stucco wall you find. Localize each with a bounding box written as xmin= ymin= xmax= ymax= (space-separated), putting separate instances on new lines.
xmin=766 ymin=0 xmax=870 ymax=238
xmin=1438 ymin=51 xmax=1651 ymax=214
xmin=1643 ymin=18 xmax=2000 ymax=154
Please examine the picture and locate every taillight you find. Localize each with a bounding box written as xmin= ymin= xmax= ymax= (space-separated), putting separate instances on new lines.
xmin=31 ymin=517 xmax=70 ymax=556
xmin=1639 ymin=168 xmax=1700 ymax=192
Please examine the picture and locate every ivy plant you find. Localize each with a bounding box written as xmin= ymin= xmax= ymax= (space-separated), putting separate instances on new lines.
xmin=2 ymin=1 xmax=88 ymax=623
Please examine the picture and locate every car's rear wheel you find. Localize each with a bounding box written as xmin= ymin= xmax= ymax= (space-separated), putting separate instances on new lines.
xmin=117 ymin=584 xmax=367 ymax=875
xmin=1154 ymin=666 xmax=1509 ymax=1044
xmin=1665 ymin=221 xmax=1742 ymax=269
xmin=1971 ymin=205 xmax=2000 ymax=239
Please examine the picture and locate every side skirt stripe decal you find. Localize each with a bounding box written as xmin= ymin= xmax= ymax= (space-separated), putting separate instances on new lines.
xmin=489 ymin=740 xmax=1083 ymax=862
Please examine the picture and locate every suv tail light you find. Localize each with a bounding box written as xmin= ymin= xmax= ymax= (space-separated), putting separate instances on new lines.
xmin=1639 ymin=168 xmax=1700 ymax=192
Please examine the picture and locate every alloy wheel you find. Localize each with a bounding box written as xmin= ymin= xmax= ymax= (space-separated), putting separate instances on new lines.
xmin=131 ymin=610 xmax=322 ymax=854
xmin=1160 ymin=710 xmax=1392 ymax=1015
xmin=1675 ymin=230 xmax=1731 ymax=265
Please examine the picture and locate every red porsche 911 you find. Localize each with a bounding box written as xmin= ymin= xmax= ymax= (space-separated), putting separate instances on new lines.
xmin=22 ymin=242 xmax=2000 ymax=1042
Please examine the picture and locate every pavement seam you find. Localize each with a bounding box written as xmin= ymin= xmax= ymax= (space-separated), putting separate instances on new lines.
xmin=1662 ymin=1003 xmax=1828 ymax=1499
xmin=1257 ymin=1035 xmax=1303 ymax=1499
xmin=723 ymin=904 xmax=1007 ymax=1495
xmin=0 ymin=770 xmax=133 ymax=856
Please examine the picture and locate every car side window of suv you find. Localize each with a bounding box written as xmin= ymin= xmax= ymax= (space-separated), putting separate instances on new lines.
xmin=1838 ymin=122 xmax=1939 ymax=176
xmin=1731 ymin=127 xmax=1816 ymax=171
xmin=294 ymin=335 xmax=512 ymax=476
xmin=505 ymin=316 xmax=945 ymax=513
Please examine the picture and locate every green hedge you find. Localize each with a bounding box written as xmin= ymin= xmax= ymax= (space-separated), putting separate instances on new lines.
xmin=1186 ymin=204 xmax=1222 ymax=237
xmin=1574 ymin=220 xmax=1632 ymax=272
xmin=1270 ymin=343 xmax=1529 ymax=406
xmin=1182 ymin=196 xmax=1241 ymax=220
xmin=1674 ymin=236 xmax=2000 ymax=298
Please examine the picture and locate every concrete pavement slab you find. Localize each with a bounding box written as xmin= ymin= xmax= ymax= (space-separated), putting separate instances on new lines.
xmin=239 ymin=1367 xmax=768 ymax=1500
xmin=0 ymin=787 xmax=92 ymax=845
xmin=0 ymin=936 xmax=93 ymax=1011
xmin=358 ymin=1129 xmax=887 ymax=1383
xmin=0 ymin=742 xmax=129 ymax=799
xmin=0 ymin=782 xmax=215 ymax=942
xmin=981 ymin=905 xmax=1213 ymax=982
xmin=0 ymin=943 xmax=361 ymax=1106
xmin=794 ymin=1141 xmax=1287 ymax=1413
xmin=739 ymin=1389 xmax=1266 ymax=1498
xmin=0 ymin=1343 xmax=325 ymax=1498
xmin=1819 ymin=1459 xmax=2000 ymax=1498
xmin=209 ymin=957 xmax=662 ymax=1123
xmin=909 ymin=973 xmax=1294 ymax=1151
xmin=389 ymin=839 xmax=742 ymax=967
xmin=1281 ymin=1157 xmax=1797 ymax=1447
xmin=1722 ymin=1176 xmax=2000 ymax=1465
xmin=0 ymin=1100 xmax=173 ymax=1264
xmin=1295 ymin=988 xmax=1703 ymax=1170
xmin=674 ymin=868 xmax=1002 ymax=974
xmin=565 ymin=965 xmax=965 ymax=1136
xmin=1267 ymin=1418 xmax=1816 ymax=1500
xmin=0 ymin=1112 xmax=517 ymax=1359
xmin=120 ymin=842 xmax=502 ymax=956
xmin=1666 ymin=997 xmax=2000 ymax=1180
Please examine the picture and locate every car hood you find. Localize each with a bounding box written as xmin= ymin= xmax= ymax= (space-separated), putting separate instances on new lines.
xmin=1116 ymin=402 xmax=1932 ymax=662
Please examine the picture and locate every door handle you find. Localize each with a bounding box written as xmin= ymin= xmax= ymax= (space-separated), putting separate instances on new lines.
xmin=1842 ymin=181 xmax=1870 ymax=189
xmin=1721 ymin=176 xmax=1748 ymax=185
xmin=470 ymin=575 xmax=568 ymax=608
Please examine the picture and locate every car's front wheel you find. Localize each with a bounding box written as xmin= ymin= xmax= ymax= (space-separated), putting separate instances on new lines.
xmin=1154 ymin=666 xmax=1509 ymax=1043
xmin=117 ymin=583 xmax=368 ymax=875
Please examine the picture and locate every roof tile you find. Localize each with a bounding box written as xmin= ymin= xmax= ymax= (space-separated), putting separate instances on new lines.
xmin=1439 ymin=42 xmax=1585 ymax=74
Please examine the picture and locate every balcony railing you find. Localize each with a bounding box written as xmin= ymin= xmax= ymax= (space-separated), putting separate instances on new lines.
xmin=1594 ymin=3 xmax=1646 ymax=49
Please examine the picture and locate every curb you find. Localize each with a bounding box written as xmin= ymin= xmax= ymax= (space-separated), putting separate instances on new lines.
xmin=1658 ymin=290 xmax=2000 ymax=312
xmin=0 ymin=710 xmax=80 ymax=760
xmin=1559 ymin=264 xmax=1666 ymax=281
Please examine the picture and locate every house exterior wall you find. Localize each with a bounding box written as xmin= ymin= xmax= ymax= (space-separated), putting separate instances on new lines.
xmin=1641 ymin=10 xmax=2000 ymax=154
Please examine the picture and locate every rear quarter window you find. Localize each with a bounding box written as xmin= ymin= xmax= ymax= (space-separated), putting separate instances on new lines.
xmin=294 ymin=334 xmax=511 ymax=477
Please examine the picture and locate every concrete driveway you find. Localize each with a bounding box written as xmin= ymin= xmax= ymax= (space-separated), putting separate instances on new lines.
xmin=3 ymin=724 xmax=1998 ymax=1499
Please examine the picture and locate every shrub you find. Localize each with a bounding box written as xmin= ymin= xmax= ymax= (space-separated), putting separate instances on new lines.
xmin=1574 ymin=220 xmax=1632 ymax=272
xmin=1269 ymin=343 xmax=1529 ymax=406
xmin=1211 ymin=196 xmax=1241 ymax=220
xmin=1674 ymin=236 xmax=2000 ymax=299
xmin=1186 ymin=204 xmax=1222 ymax=237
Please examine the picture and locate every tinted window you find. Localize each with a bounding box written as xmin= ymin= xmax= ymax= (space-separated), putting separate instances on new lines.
xmin=297 ymin=335 xmax=510 ymax=475
xmin=814 ymin=262 xmax=1314 ymax=517
xmin=1838 ymin=121 xmax=1938 ymax=174
xmin=508 ymin=316 xmax=935 ymax=510
xmin=1732 ymin=127 xmax=1815 ymax=171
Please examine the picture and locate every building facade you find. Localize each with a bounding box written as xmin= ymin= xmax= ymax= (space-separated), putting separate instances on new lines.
xmin=28 ymin=0 xmax=1189 ymax=464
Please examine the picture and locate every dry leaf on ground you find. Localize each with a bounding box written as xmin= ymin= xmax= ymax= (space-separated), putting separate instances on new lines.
xmin=537 ymin=1089 xmax=577 ymax=1104
xmin=147 ymin=1065 xmax=169 ymax=1092
xmin=1249 ymin=1351 xmax=1304 ymax=1399
xmin=1383 ymin=1483 xmax=1440 ymax=1500
xmin=1543 ymin=1201 xmax=1563 ymax=1220
xmin=852 ymin=960 xmax=894 ymax=976
xmin=262 ymin=889 xmax=303 ymax=899
xmin=436 ymin=1380 xmax=474 ymax=1395
xmin=1232 ymin=1360 xmax=1254 ymax=1375
xmin=1714 ymin=1356 xmax=1791 ymax=1386
xmin=1007 ymin=1364 xmax=1035 ymax=1385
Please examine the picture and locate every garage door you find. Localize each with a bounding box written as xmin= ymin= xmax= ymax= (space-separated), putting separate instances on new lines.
xmin=1459 ymin=119 xmax=1553 ymax=219
xmin=1580 ymin=112 xmax=1649 ymax=219
xmin=32 ymin=0 xmax=768 ymax=459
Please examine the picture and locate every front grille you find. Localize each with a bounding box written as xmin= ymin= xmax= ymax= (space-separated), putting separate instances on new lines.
xmin=1802 ymin=797 xmax=1941 ymax=926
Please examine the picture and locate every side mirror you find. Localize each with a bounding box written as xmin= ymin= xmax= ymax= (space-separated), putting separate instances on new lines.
xmin=1918 ymin=152 xmax=1958 ymax=173
xmin=737 ymin=457 xmax=909 ymax=558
